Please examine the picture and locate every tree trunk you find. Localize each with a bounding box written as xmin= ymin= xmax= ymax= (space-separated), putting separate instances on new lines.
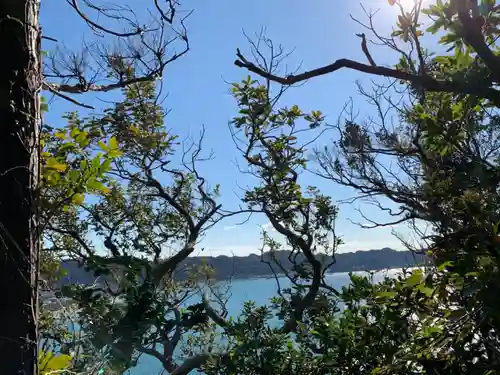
xmin=0 ymin=0 xmax=41 ymax=374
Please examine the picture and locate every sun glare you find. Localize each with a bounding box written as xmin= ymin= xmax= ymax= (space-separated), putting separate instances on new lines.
xmin=390 ymin=0 xmax=428 ymax=9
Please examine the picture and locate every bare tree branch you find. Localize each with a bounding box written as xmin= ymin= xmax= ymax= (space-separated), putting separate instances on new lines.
xmin=43 ymin=0 xmax=191 ymax=103
xmin=67 ymin=0 xmax=148 ymax=37
xmin=234 ymin=48 xmax=500 ymax=105
xmin=170 ymin=352 xmax=228 ymax=375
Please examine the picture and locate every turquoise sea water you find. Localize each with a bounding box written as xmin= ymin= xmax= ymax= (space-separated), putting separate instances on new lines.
xmin=126 ymin=269 xmax=402 ymax=375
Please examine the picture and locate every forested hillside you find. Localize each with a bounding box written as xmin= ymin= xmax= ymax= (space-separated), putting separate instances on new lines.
xmin=53 ymin=248 xmax=426 ymax=287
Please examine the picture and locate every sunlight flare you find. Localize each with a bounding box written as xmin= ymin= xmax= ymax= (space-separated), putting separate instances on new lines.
xmin=388 ymin=0 xmax=427 ymax=9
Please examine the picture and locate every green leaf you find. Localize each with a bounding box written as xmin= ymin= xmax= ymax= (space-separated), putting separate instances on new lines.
xmin=433 ymin=55 xmax=451 ymax=65
xmin=87 ymin=179 xmax=110 ymax=194
xmin=46 ymin=158 xmax=68 ymax=172
xmin=98 ymin=140 xmax=108 ymax=151
xmin=478 ymin=256 xmax=493 ymax=267
xmin=437 ymin=260 xmax=454 ymax=271
xmin=68 ymin=170 xmax=80 ymax=182
xmin=129 ymin=125 xmax=139 ymax=135
xmin=70 ymin=127 xmax=80 ymax=138
xmin=108 ymin=149 xmax=123 ymax=158
xmin=439 ymin=33 xmax=462 ymax=45
xmin=406 ymin=271 xmax=423 ymax=287
xmin=424 ymin=325 xmax=443 ymax=335
xmin=39 ymin=352 xmax=72 ymax=374
xmin=59 ymin=142 xmax=76 ymax=152
xmin=426 ymin=17 xmax=447 ymax=34
xmin=54 ymin=131 xmax=67 ymax=140
xmin=100 ymin=158 xmax=112 ymax=173
xmin=377 ymin=291 xmax=398 ymax=299
xmin=109 ymin=136 xmax=119 ymax=150
xmin=72 ymin=193 xmax=85 ymax=205
xmin=92 ymin=155 xmax=102 ymax=170
xmin=439 ymin=146 xmax=449 ymax=156
xmin=416 ymin=284 xmax=434 ymax=297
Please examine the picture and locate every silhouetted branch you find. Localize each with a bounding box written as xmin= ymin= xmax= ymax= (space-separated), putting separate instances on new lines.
xmin=356 ymin=33 xmax=376 ymax=67
xmin=171 ymin=352 xmax=228 ymax=375
xmin=42 ymin=82 xmax=95 ymax=109
xmin=44 ymin=0 xmax=191 ymax=103
xmin=67 ymin=0 xmax=148 ymax=37
xmin=235 ymin=48 xmax=500 ymax=105
xmin=137 ymin=346 xmax=170 ymax=370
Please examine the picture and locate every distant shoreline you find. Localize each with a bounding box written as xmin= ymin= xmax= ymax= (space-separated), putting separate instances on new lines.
xmin=211 ymin=266 xmax=421 ymax=282
xmin=51 ymin=248 xmax=428 ymax=288
xmin=41 ymin=267 xmax=423 ymax=311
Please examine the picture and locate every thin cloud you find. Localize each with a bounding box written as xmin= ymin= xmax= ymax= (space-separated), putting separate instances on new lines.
xmin=193 ymin=245 xmax=260 ymax=257
xmin=261 ymin=222 xmax=272 ymax=230
xmin=223 ymin=225 xmax=238 ymax=231
xmin=260 ymin=221 xmax=278 ymax=232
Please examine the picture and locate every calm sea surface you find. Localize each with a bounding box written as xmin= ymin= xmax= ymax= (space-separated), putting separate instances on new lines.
xmin=126 ymin=269 xmax=403 ymax=375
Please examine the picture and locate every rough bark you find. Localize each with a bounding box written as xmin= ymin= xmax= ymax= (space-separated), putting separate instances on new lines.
xmin=0 ymin=0 xmax=41 ymax=374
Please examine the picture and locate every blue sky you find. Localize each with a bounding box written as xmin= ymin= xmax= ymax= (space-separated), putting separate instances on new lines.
xmin=41 ymin=0 xmax=429 ymax=256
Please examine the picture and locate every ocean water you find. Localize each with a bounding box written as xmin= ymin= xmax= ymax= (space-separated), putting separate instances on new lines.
xmin=127 ymin=269 xmax=402 ymax=375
